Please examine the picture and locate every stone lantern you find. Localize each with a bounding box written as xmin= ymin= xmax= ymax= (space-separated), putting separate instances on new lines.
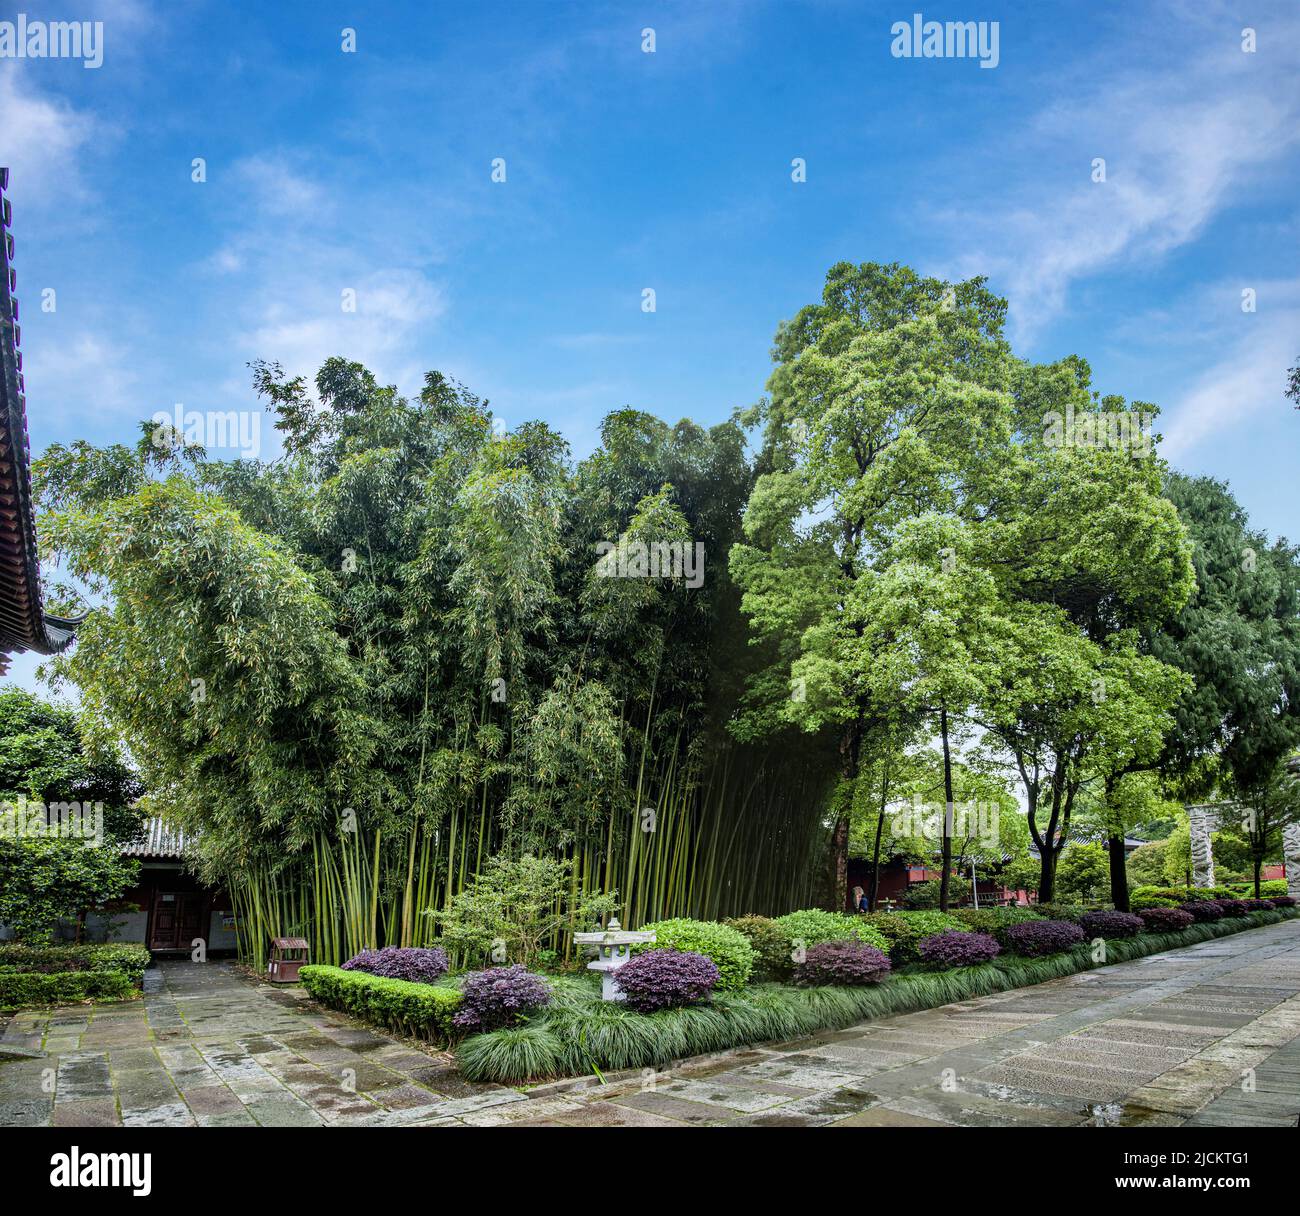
xmin=573 ymin=917 xmax=655 ymax=1001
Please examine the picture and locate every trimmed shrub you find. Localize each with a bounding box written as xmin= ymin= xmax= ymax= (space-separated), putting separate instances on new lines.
xmin=299 ymin=965 xmax=462 ymax=1041
xmin=951 ymin=907 xmax=1042 ymax=933
xmin=775 ymin=909 xmax=889 ymax=952
xmin=724 ymin=915 xmax=795 ymax=982
xmin=1241 ymin=898 xmax=1274 ymax=913
xmin=918 ymin=930 xmax=1000 ymax=968
xmin=1138 ymin=907 xmax=1195 ymax=933
xmin=1131 ymin=885 xmax=1236 ymax=911
xmin=613 ymin=949 xmax=718 ymax=1012
xmin=341 ymin=946 xmax=449 ymax=984
xmin=1029 ymin=903 xmax=1087 ymax=922
xmin=1078 ymin=910 xmax=1144 ymax=940
xmin=863 ymin=911 xmax=969 ymax=964
xmin=1215 ymin=899 xmax=1250 ymax=917
xmin=792 ymin=940 xmax=891 ymax=986
xmin=635 ymin=919 xmax=755 ymax=990
xmin=1228 ymin=880 xmax=1287 ymax=898
xmin=1003 ymin=919 xmax=1086 ymax=957
xmin=453 ymin=965 xmax=551 ymax=1033
xmin=1181 ymin=901 xmax=1224 ymax=922
xmin=1270 ymin=896 xmax=1297 ymax=908
xmin=0 ymin=943 xmax=151 ymax=1011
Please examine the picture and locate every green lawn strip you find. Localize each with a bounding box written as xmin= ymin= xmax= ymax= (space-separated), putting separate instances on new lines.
xmin=455 ymin=910 xmax=1298 ymax=1084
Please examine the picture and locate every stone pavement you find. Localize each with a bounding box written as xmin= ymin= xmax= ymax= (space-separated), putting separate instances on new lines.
xmin=529 ymin=917 xmax=1300 ymax=1127
xmin=3 ymin=920 xmax=1299 ymax=1127
xmin=0 ymin=960 xmax=509 ymax=1126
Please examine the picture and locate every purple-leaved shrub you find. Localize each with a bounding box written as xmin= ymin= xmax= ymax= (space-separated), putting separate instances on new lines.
xmin=452 ymin=965 xmax=551 ymax=1032
xmin=341 ymin=946 xmax=449 ymax=984
xmin=917 ymin=929 xmax=1000 ymax=968
xmin=1137 ymin=907 xmax=1194 ymax=933
xmin=612 ymin=949 xmax=718 ymax=1012
xmin=1078 ymin=910 xmax=1144 ymax=939
xmin=792 ymin=941 xmax=891 ymax=986
xmin=1002 ymin=919 xmax=1086 ymax=958
xmin=1180 ymin=901 xmax=1223 ymax=923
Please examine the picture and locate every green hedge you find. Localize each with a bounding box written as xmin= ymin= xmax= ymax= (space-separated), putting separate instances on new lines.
xmin=299 ymin=965 xmax=462 ymax=1043
xmin=0 ymin=943 xmax=151 ymax=1011
xmin=456 ymin=910 xmax=1297 ymax=1084
xmin=773 ymin=909 xmax=890 ymax=952
xmin=631 ymin=919 xmax=756 ymax=990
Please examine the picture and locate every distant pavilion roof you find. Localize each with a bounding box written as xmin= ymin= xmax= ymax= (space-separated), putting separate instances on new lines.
xmin=0 ymin=169 xmax=80 ymax=674
xmin=121 ymin=817 xmax=194 ymax=860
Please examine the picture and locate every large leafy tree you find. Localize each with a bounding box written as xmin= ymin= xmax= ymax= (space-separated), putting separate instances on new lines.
xmin=730 ymin=262 xmax=1014 ymax=906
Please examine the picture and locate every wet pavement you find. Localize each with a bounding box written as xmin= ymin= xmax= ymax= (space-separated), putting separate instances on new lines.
xmin=3 ymin=918 xmax=1299 ymax=1127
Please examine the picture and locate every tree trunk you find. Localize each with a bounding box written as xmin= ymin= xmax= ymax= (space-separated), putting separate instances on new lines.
xmin=867 ymin=808 xmax=886 ymax=912
xmin=939 ymin=705 xmax=954 ymax=913
xmin=829 ymin=816 xmax=850 ymax=911
xmin=1253 ymin=851 xmax=1263 ymax=899
xmin=1037 ymin=849 xmax=1057 ymax=904
xmin=1107 ymin=835 xmax=1130 ymax=912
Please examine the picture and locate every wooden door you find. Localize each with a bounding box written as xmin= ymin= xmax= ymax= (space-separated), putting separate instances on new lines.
xmin=150 ymin=891 xmax=207 ymax=950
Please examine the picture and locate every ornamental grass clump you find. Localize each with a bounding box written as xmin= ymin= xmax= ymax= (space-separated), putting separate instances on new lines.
xmin=341 ymin=946 xmax=449 ymax=984
xmin=791 ymin=940 xmax=891 ymax=986
xmin=613 ymin=949 xmax=719 ymax=1012
xmin=917 ymin=929 xmax=1000 ymax=968
xmin=1137 ymin=907 xmax=1194 ymax=933
xmin=1002 ymin=919 xmax=1086 ymax=958
xmin=1078 ymin=910 xmax=1144 ymax=940
xmin=1180 ymin=901 xmax=1223 ymax=923
xmin=452 ymin=965 xmax=551 ymax=1032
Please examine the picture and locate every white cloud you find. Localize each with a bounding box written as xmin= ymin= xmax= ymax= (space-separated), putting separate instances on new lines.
xmin=0 ymin=71 xmax=99 ymax=205
xmin=944 ymin=13 xmax=1300 ymax=341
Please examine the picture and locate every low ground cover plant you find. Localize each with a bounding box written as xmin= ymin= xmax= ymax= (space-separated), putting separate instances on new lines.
xmin=341 ymin=946 xmax=448 ymax=983
xmin=613 ymin=949 xmax=718 ymax=1011
xmin=634 ymin=918 xmax=756 ymax=990
xmin=918 ymin=929 xmax=1000 ymax=968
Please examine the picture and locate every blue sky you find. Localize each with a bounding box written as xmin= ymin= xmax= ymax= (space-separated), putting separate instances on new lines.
xmin=2 ymin=0 xmax=1298 ymax=689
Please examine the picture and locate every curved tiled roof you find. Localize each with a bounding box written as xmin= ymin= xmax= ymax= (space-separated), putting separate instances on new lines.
xmin=0 ymin=169 xmax=80 ymax=672
xmin=121 ymin=817 xmax=193 ymax=859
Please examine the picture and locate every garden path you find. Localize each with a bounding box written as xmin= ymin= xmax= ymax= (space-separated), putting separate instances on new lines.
xmin=3 ymin=920 xmax=1299 ymax=1127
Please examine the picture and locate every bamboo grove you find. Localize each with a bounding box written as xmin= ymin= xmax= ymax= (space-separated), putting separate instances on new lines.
xmin=34 ymin=354 xmax=834 ymax=966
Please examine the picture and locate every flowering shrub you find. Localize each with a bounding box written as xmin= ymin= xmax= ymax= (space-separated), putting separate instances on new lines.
xmin=1078 ymin=910 xmax=1144 ymax=939
xmin=634 ymin=919 xmax=755 ymax=990
xmin=917 ymin=929 xmax=1000 ymax=968
xmin=1270 ymin=896 xmax=1297 ymax=908
xmin=341 ymin=946 xmax=449 ymax=984
xmin=791 ymin=941 xmax=891 ymax=986
xmin=452 ymin=965 xmax=551 ymax=1032
xmin=1180 ymin=901 xmax=1223 ymax=922
xmin=1214 ymin=899 xmax=1249 ymax=917
xmin=863 ymin=911 xmax=969 ymax=964
xmin=724 ymin=915 xmax=796 ymax=982
xmin=1137 ymin=907 xmax=1194 ymax=933
xmin=612 ymin=949 xmax=719 ymax=1011
xmin=1002 ymin=919 xmax=1086 ymax=958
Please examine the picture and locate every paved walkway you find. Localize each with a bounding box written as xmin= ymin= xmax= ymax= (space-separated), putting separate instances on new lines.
xmin=3 ymin=920 xmax=1299 ymax=1127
